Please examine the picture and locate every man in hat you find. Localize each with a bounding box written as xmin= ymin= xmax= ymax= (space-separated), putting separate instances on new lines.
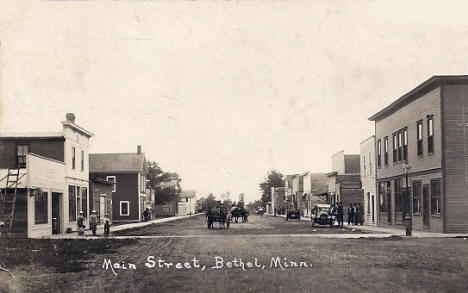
xmin=77 ymin=211 xmax=86 ymax=235
xmin=90 ymin=210 xmax=98 ymax=236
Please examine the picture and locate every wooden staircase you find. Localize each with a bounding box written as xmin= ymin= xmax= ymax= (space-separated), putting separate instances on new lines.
xmin=0 ymin=169 xmax=20 ymax=236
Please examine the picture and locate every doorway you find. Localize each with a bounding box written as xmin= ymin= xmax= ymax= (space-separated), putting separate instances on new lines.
xmin=371 ymin=195 xmax=375 ymax=223
xmin=100 ymin=194 xmax=106 ymax=224
xmin=423 ymin=184 xmax=430 ymax=229
xmin=52 ymin=192 xmax=62 ymax=234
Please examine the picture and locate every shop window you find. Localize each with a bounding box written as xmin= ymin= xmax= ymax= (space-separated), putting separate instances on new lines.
xmin=412 ymin=181 xmax=421 ymax=214
xmin=35 ymin=191 xmax=48 ymax=224
xmin=69 ymin=185 xmax=76 ymax=221
xmin=431 ymin=179 xmax=441 ymax=215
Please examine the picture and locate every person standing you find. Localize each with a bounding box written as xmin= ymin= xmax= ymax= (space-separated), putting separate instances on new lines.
xmin=143 ymin=208 xmax=150 ymax=222
xmin=337 ymin=202 xmax=344 ymax=227
xmin=90 ymin=210 xmax=98 ymax=236
xmin=353 ymin=203 xmax=360 ymax=226
xmin=104 ymin=214 xmax=111 ymax=237
xmin=348 ymin=204 xmax=354 ymax=225
xmin=77 ymin=211 xmax=86 ymax=236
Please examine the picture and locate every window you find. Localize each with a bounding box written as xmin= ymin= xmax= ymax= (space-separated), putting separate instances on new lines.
xmin=81 ymin=150 xmax=84 ymax=172
xmin=403 ymin=129 xmax=408 ymax=161
xmin=394 ymin=178 xmax=403 ymax=212
xmin=367 ymin=192 xmax=370 ymax=215
xmin=384 ymin=137 xmax=389 ymax=165
xmin=397 ymin=132 xmax=402 ymax=162
xmin=81 ymin=187 xmax=88 ymax=217
xmin=76 ymin=186 xmax=81 ymax=217
xmin=107 ymin=176 xmax=116 ymax=192
xmin=35 ymin=191 xmax=48 ymax=224
xmin=428 ymin=115 xmax=434 ymax=153
xmin=378 ymin=182 xmax=388 ymax=212
xmin=392 ymin=129 xmax=406 ymax=163
xmin=431 ymin=179 xmax=441 ymax=215
xmin=72 ymin=147 xmax=76 ymax=169
xmin=417 ymin=120 xmax=423 ymax=156
xmin=363 ymin=156 xmax=366 ymax=176
xmin=120 ymin=201 xmax=130 ymax=216
xmin=369 ymin=152 xmax=372 ymax=175
xmin=17 ymin=145 xmax=29 ymax=168
xmin=140 ymin=175 xmax=146 ymax=193
xmin=377 ymin=139 xmax=382 ymax=168
xmin=69 ymin=185 xmax=76 ymax=221
xmin=412 ymin=181 xmax=421 ymax=214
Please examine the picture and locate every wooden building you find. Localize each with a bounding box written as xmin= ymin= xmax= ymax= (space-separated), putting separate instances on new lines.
xmin=89 ymin=178 xmax=114 ymax=224
xmin=0 ymin=113 xmax=93 ymax=237
xmin=89 ymin=146 xmax=147 ymax=223
xmin=369 ymin=75 xmax=468 ymax=233
xmin=360 ymin=136 xmax=377 ymax=225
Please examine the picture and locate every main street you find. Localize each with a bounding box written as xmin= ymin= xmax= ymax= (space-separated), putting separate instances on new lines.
xmin=1 ymin=215 xmax=468 ymax=292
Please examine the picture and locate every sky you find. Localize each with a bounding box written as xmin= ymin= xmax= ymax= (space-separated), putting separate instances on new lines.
xmin=1 ymin=0 xmax=468 ymax=203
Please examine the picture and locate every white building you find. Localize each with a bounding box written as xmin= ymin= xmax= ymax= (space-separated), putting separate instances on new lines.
xmin=360 ymin=136 xmax=377 ymax=225
xmin=178 ymin=189 xmax=196 ymax=216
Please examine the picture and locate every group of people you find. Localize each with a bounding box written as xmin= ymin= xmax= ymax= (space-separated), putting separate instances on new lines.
xmin=347 ymin=203 xmax=364 ymax=226
xmin=329 ymin=202 xmax=345 ymax=227
xmin=77 ymin=210 xmax=111 ymax=236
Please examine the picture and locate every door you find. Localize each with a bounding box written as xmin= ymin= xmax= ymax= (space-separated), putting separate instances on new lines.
xmin=371 ymin=195 xmax=375 ymax=223
xmin=100 ymin=195 xmax=106 ymax=224
xmin=52 ymin=192 xmax=62 ymax=234
xmin=423 ymin=184 xmax=430 ymax=229
xmin=387 ymin=189 xmax=392 ymax=224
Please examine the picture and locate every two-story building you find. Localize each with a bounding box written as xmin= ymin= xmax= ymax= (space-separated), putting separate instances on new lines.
xmin=178 ymin=189 xmax=197 ymax=216
xmin=301 ymin=172 xmax=328 ymax=216
xmin=89 ymin=146 xmax=147 ymax=223
xmin=0 ymin=113 xmax=93 ymax=237
xmin=369 ymin=75 xmax=468 ymax=233
xmin=327 ymin=151 xmax=362 ymax=222
xmin=360 ymin=136 xmax=377 ymax=225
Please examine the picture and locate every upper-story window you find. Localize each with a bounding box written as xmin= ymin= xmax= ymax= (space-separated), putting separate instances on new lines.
xmin=403 ymin=128 xmax=408 ymax=162
xmin=81 ymin=150 xmax=84 ymax=172
xmin=392 ymin=128 xmax=406 ymax=163
xmin=427 ymin=115 xmax=434 ymax=153
xmin=140 ymin=175 xmax=146 ymax=193
xmin=17 ymin=145 xmax=29 ymax=168
xmin=384 ymin=137 xmax=389 ymax=165
xmin=369 ymin=152 xmax=372 ymax=175
xmin=417 ymin=120 xmax=423 ymax=156
xmin=107 ymin=176 xmax=116 ymax=192
xmin=363 ymin=156 xmax=366 ymax=176
xmin=72 ymin=147 xmax=76 ymax=169
xmin=377 ymin=139 xmax=382 ymax=168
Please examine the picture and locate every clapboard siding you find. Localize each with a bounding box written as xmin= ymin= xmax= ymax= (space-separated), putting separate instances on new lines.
xmin=375 ymin=87 xmax=442 ymax=180
xmin=442 ymin=85 xmax=468 ymax=232
xmin=0 ymin=138 xmax=65 ymax=169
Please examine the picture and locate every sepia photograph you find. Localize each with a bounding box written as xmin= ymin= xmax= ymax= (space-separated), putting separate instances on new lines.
xmin=1 ymin=0 xmax=468 ymax=292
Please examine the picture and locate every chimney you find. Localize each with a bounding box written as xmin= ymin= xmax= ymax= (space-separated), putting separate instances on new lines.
xmin=137 ymin=145 xmax=142 ymax=154
xmin=66 ymin=113 xmax=75 ymax=123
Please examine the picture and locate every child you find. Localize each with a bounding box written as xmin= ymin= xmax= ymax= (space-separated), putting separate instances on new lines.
xmin=104 ymin=214 xmax=110 ymax=236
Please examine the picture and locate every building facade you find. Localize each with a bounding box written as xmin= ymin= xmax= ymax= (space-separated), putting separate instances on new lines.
xmin=89 ymin=178 xmax=114 ymax=224
xmin=360 ymin=136 xmax=377 ymax=225
xmin=0 ymin=113 xmax=93 ymax=237
xmin=369 ymin=75 xmax=468 ymax=233
xmin=89 ymin=146 xmax=147 ymax=223
xmin=178 ymin=189 xmax=197 ymax=216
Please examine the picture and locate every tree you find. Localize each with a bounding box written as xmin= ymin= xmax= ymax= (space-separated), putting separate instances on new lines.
xmin=146 ymin=160 xmax=183 ymax=204
xmin=204 ymin=193 xmax=218 ymax=210
xmin=259 ymin=170 xmax=284 ymax=205
xmin=155 ymin=186 xmax=181 ymax=205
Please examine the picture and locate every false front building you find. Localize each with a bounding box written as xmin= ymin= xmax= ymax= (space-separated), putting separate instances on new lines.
xmin=369 ymin=75 xmax=468 ymax=233
xmin=0 ymin=113 xmax=93 ymax=237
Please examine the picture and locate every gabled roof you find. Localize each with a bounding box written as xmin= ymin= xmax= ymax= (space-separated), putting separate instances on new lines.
xmin=369 ymin=75 xmax=468 ymax=121
xmin=89 ymin=153 xmax=146 ymax=173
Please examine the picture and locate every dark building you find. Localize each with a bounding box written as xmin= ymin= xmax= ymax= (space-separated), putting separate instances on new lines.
xmin=89 ymin=146 xmax=147 ymax=223
xmin=369 ymin=75 xmax=468 ymax=233
xmin=89 ymin=178 xmax=114 ymax=224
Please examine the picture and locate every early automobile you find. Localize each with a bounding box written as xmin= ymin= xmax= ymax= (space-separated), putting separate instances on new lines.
xmin=311 ymin=204 xmax=335 ymax=227
xmin=286 ymin=209 xmax=301 ymax=221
